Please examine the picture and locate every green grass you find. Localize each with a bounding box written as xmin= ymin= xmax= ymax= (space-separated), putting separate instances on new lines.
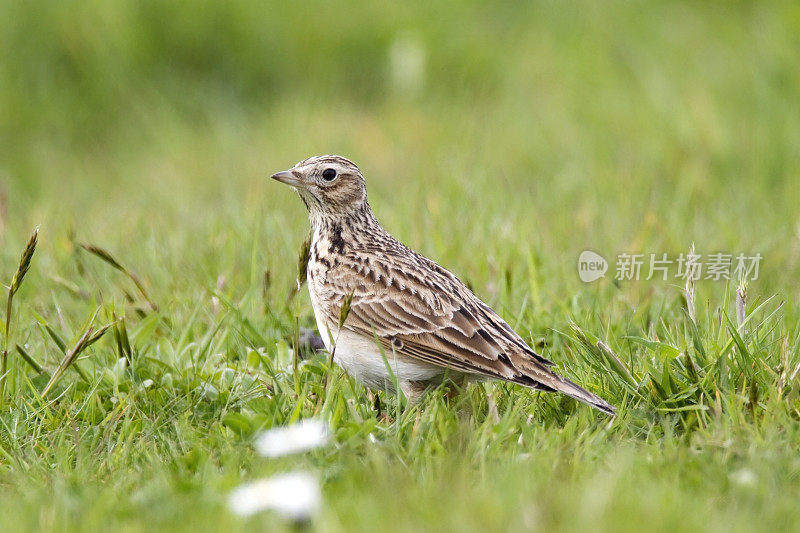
xmin=2 ymin=0 xmax=800 ymax=531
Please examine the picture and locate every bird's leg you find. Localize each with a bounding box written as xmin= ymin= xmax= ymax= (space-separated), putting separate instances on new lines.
xmin=443 ymin=385 xmax=461 ymax=400
xmin=400 ymin=380 xmax=428 ymax=404
xmin=368 ymin=390 xmax=382 ymax=418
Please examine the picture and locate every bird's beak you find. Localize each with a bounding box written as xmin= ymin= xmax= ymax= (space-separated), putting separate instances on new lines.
xmin=270 ymin=170 xmax=305 ymax=188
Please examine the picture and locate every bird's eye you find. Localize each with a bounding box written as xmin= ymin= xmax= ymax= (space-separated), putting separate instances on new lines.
xmin=322 ymin=168 xmax=337 ymax=181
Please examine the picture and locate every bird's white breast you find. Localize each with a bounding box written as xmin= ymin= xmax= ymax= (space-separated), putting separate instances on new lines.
xmin=308 ymin=277 xmax=442 ymax=393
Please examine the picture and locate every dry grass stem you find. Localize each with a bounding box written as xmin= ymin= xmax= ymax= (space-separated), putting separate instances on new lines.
xmin=684 ymin=244 xmax=696 ymax=323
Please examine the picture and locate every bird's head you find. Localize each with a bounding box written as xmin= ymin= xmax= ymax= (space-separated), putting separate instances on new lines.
xmin=271 ymin=155 xmax=368 ymax=222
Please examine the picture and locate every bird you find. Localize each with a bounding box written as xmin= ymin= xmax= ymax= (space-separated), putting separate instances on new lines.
xmin=271 ymin=155 xmax=615 ymax=415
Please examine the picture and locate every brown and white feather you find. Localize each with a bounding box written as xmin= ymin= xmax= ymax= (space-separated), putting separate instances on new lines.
xmin=273 ymin=155 xmax=615 ymax=415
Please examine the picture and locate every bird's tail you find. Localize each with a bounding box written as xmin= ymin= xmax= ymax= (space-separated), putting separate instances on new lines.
xmin=552 ymin=374 xmax=616 ymax=415
xmin=518 ymin=366 xmax=616 ymax=415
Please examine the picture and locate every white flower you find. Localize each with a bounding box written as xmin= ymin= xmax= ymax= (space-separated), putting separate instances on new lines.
xmin=255 ymin=419 xmax=329 ymax=458
xmin=731 ymin=468 xmax=757 ymax=488
xmin=228 ymin=472 xmax=321 ymax=520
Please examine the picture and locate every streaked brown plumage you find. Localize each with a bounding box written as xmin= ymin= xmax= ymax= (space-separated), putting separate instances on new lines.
xmin=272 ymin=155 xmax=614 ymax=415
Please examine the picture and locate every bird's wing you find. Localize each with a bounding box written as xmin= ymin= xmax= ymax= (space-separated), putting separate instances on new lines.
xmin=318 ymin=247 xmax=554 ymax=382
xmin=318 ymin=246 xmax=615 ymax=414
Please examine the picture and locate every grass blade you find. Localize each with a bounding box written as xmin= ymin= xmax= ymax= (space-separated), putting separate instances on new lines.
xmin=41 ymin=325 xmax=104 ymax=398
xmin=2 ymin=228 xmax=39 ymax=403
xmin=296 ymin=231 xmax=312 ymax=291
xmin=80 ymin=243 xmax=158 ymax=311
xmin=15 ymin=344 xmax=43 ymax=374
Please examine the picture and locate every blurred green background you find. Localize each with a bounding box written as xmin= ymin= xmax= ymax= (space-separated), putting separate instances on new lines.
xmin=3 ymin=0 xmax=799 ymax=302
xmin=2 ymin=1 xmax=800 ymax=531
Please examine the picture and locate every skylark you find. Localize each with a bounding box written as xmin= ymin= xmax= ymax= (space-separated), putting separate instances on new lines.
xmin=272 ymin=155 xmax=614 ymax=415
